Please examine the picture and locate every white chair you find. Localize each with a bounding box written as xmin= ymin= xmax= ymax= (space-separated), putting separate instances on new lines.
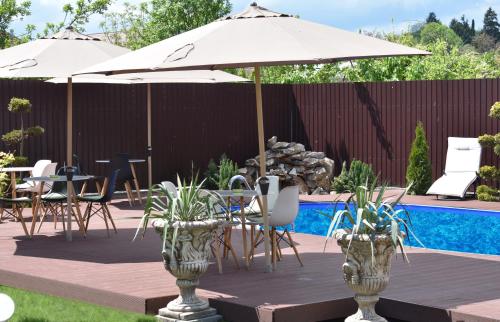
xmin=17 ymin=162 xmax=57 ymax=194
xmin=160 ymin=181 xmax=178 ymax=198
xmin=426 ymin=137 xmax=482 ymax=198
xmin=249 ymin=186 xmax=303 ymax=266
xmin=16 ymin=160 xmax=51 ymax=191
xmin=246 ymin=176 xmax=280 ymax=214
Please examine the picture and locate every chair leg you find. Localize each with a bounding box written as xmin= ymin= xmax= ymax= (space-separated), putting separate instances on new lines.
xmin=285 ymin=230 xmax=304 ymax=267
xmin=85 ymin=203 xmax=92 ymax=232
xmin=61 ymin=203 xmax=66 ymax=232
xmin=37 ymin=206 xmax=49 ymax=233
xmin=101 ymin=205 xmax=110 ymax=238
xmin=16 ymin=206 xmax=29 ymax=237
xmin=0 ymin=206 xmax=4 ymax=223
xmin=103 ymin=204 xmax=117 ymax=234
xmin=249 ymin=228 xmax=262 ymax=261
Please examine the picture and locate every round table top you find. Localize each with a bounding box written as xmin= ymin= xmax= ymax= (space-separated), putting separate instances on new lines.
xmin=214 ymin=190 xmax=259 ymax=198
xmin=95 ymin=159 xmax=146 ymax=164
xmin=24 ymin=175 xmax=94 ymax=182
xmin=0 ymin=167 xmax=34 ymax=172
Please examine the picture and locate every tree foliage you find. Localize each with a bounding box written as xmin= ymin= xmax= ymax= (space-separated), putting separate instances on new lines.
xmin=39 ymin=0 xmax=111 ymax=37
xmin=483 ymin=7 xmax=500 ymax=42
xmin=425 ymin=12 xmax=440 ymax=24
xmin=478 ymin=102 xmax=500 ymax=201
xmin=1 ymin=97 xmax=44 ymax=157
xmin=449 ymin=15 xmax=475 ymax=44
xmin=420 ymin=22 xmax=462 ymax=48
xmin=101 ymin=0 xmax=231 ymax=49
xmin=406 ymin=122 xmax=432 ymax=195
xmin=0 ymin=0 xmax=31 ymax=49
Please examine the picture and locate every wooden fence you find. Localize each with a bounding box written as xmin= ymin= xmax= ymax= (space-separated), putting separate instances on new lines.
xmin=0 ymin=78 xmax=498 ymax=187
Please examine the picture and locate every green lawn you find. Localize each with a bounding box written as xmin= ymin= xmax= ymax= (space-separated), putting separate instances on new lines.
xmin=0 ymin=285 xmax=155 ymax=322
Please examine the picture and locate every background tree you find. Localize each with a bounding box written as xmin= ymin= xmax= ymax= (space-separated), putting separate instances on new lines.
xmin=425 ymin=12 xmax=440 ymax=24
xmin=477 ymin=102 xmax=500 ymax=201
xmin=40 ymin=0 xmax=111 ymax=37
xmin=420 ymin=22 xmax=462 ymax=48
xmin=1 ymin=98 xmax=44 ymax=158
xmin=483 ymin=7 xmax=500 ymax=42
xmin=0 ymin=0 xmax=31 ymax=49
xmin=472 ymin=32 xmax=497 ymax=53
xmin=101 ymin=0 xmax=231 ymax=49
xmin=449 ymin=15 xmax=475 ymax=44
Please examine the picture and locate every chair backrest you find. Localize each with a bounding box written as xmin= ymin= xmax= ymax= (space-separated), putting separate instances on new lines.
xmin=255 ymin=176 xmax=280 ymax=211
xmin=161 ymin=181 xmax=178 ymax=198
xmin=229 ymin=175 xmax=252 ymax=190
xmin=445 ymin=137 xmax=482 ymax=173
xmin=269 ymin=185 xmax=299 ymax=227
xmin=110 ymin=153 xmax=132 ymax=181
xmin=49 ymin=167 xmax=69 ymax=195
xmin=34 ymin=163 xmax=58 ymax=192
xmin=32 ymin=160 xmax=51 ymax=177
xmin=102 ymin=170 xmax=120 ymax=202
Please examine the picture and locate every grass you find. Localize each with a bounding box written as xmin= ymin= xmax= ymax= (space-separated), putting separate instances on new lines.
xmin=0 ymin=285 xmax=155 ymax=322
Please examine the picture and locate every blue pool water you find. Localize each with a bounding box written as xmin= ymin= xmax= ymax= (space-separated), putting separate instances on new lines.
xmin=295 ymin=203 xmax=500 ymax=256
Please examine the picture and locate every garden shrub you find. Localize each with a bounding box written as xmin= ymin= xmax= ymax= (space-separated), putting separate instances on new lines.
xmin=478 ymin=101 xmax=500 ymax=201
xmin=331 ymin=159 xmax=376 ymax=193
xmin=204 ymin=154 xmax=239 ymax=190
xmin=0 ymin=152 xmax=15 ymax=197
xmin=406 ymin=121 xmax=432 ymax=195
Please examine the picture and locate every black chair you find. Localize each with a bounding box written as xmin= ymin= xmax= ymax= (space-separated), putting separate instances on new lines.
xmin=110 ymin=153 xmax=136 ymax=206
xmin=0 ymin=196 xmax=31 ymax=236
xmin=37 ymin=167 xmax=68 ymax=233
xmin=78 ymin=170 xmax=120 ymax=237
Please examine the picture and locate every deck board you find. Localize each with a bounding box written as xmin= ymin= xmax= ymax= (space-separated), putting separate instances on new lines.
xmin=0 ymin=196 xmax=499 ymax=322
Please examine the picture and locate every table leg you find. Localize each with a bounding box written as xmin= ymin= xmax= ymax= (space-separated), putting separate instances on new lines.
xmin=240 ymin=196 xmax=249 ymax=269
xmin=10 ymin=172 xmax=17 ymax=220
xmin=130 ymin=163 xmax=142 ymax=204
xmin=66 ymin=181 xmax=73 ymax=241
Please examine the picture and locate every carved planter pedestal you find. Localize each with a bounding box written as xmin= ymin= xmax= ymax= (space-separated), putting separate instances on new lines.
xmin=154 ymin=220 xmax=222 ymax=322
xmin=336 ymin=232 xmax=395 ymax=322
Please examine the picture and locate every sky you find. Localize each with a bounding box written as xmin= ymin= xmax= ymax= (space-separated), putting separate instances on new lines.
xmin=10 ymin=0 xmax=500 ymax=36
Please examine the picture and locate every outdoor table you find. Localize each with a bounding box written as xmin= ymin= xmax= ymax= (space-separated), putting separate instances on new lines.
xmin=24 ymin=175 xmax=94 ymax=240
xmin=214 ymin=190 xmax=259 ymax=269
xmin=0 ymin=167 xmax=34 ymax=215
xmin=95 ymin=159 xmax=145 ymax=204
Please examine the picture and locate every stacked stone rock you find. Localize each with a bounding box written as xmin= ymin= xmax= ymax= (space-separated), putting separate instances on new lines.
xmin=244 ymin=136 xmax=334 ymax=194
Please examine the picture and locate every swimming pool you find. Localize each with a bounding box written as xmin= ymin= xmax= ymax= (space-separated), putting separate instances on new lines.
xmin=295 ymin=203 xmax=500 ymax=256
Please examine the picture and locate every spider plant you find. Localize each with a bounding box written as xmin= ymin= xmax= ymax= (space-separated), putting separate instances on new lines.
xmin=324 ymin=181 xmax=423 ymax=262
xmin=134 ymin=175 xmax=224 ymax=253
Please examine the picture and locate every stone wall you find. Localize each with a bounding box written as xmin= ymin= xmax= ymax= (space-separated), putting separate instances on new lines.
xmin=244 ymin=137 xmax=334 ymax=194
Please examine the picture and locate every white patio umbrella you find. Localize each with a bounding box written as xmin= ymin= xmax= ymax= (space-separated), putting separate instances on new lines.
xmin=48 ymin=70 xmax=249 ymax=188
xmin=76 ymin=3 xmax=430 ymax=271
xmin=0 ymin=26 xmax=129 ymax=241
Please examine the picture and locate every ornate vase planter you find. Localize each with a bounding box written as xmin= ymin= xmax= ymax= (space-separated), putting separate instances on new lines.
xmin=154 ymin=219 xmax=222 ymax=322
xmin=336 ymin=232 xmax=395 ymax=322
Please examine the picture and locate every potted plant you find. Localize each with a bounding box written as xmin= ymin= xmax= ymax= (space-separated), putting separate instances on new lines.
xmin=324 ymin=183 xmax=422 ymax=322
xmin=135 ymin=176 xmax=223 ymax=322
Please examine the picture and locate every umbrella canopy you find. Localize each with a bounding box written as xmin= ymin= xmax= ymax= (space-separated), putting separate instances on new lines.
xmin=47 ymin=70 xmax=249 ymax=84
xmin=47 ymin=70 xmax=249 ymax=188
xmin=0 ymin=27 xmax=129 ymax=78
xmin=77 ymin=3 xmax=428 ymax=75
xmin=76 ymin=2 xmax=430 ymax=271
xmin=0 ymin=27 xmax=129 ymax=242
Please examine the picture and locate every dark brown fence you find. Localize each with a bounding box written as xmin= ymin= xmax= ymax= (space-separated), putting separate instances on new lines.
xmin=0 ymin=78 xmax=499 ymax=188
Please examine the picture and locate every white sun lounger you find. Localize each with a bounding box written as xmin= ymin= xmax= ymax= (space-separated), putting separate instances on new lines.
xmin=426 ymin=137 xmax=482 ymax=198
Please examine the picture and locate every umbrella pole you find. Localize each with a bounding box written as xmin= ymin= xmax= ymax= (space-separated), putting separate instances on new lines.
xmin=255 ymin=66 xmax=272 ymax=272
xmin=66 ymin=77 xmax=73 ymax=242
xmin=147 ymin=83 xmax=152 ymax=188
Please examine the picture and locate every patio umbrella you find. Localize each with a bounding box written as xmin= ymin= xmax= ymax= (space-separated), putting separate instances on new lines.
xmin=0 ymin=26 xmax=129 ymax=241
xmin=48 ymin=70 xmax=249 ymax=187
xmin=76 ymin=3 xmax=430 ymax=271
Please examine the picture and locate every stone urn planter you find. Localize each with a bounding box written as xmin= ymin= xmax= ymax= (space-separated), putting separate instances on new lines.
xmin=336 ymin=232 xmax=395 ymax=322
xmin=153 ymin=219 xmax=222 ymax=322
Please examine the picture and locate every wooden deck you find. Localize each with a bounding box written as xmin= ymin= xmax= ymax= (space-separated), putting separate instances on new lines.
xmin=0 ymin=196 xmax=499 ymax=322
